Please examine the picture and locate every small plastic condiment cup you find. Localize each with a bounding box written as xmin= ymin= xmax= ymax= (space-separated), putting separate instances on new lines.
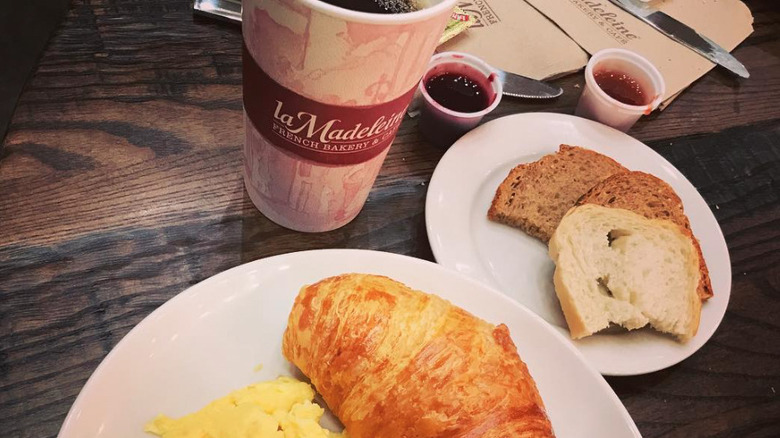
xmin=575 ymin=48 xmax=666 ymax=132
xmin=418 ymin=51 xmax=503 ymax=148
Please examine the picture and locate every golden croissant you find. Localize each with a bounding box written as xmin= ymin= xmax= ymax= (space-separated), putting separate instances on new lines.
xmin=282 ymin=274 xmax=554 ymax=437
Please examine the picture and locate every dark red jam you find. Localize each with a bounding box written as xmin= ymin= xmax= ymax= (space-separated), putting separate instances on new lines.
xmin=593 ymin=69 xmax=650 ymax=106
xmin=425 ymin=68 xmax=493 ymax=113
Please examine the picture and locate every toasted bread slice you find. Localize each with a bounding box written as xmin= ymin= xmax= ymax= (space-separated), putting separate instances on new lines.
xmin=548 ymin=204 xmax=701 ymax=342
xmin=576 ymin=171 xmax=713 ymax=301
xmin=488 ymin=145 xmax=627 ymax=242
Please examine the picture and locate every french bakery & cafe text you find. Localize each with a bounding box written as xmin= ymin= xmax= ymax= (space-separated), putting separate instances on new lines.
xmin=271 ymin=100 xmax=405 ymax=153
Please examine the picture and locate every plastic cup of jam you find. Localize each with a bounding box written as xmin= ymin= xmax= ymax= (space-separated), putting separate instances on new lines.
xmin=418 ymin=51 xmax=503 ymax=148
xmin=575 ymin=48 xmax=665 ymax=132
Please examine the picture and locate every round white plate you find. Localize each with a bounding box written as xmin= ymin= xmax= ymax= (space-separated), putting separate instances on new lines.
xmin=58 ymin=249 xmax=639 ymax=437
xmin=426 ymin=113 xmax=731 ymax=376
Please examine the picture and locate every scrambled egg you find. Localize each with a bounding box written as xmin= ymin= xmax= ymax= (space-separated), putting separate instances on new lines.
xmin=145 ymin=376 xmax=346 ymax=438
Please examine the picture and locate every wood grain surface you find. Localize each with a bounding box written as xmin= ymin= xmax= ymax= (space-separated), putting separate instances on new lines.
xmin=1 ymin=0 xmax=779 ymax=437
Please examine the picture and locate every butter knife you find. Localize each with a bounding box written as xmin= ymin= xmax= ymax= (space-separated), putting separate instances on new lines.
xmin=608 ymin=0 xmax=748 ymax=78
xmin=496 ymin=69 xmax=563 ymax=99
xmin=194 ymin=0 xmax=241 ymax=23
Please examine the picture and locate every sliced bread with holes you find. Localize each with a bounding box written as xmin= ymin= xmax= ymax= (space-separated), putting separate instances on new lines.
xmin=576 ymin=171 xmax=713 ymax=301
xmin=548 ymin=204 xmax=701 ymax=342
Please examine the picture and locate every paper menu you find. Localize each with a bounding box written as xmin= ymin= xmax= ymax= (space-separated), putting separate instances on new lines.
xmin=521 ymin=0 xmax=754 ymax=106
xmin=438 ymin=0 xmax=589 ymax=80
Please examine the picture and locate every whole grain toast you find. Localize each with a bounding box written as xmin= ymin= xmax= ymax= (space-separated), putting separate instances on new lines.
xmin=488 ymin=145 xmax=627 ymax=242
xmin=576 ymin=171 xmax=713 ymax=301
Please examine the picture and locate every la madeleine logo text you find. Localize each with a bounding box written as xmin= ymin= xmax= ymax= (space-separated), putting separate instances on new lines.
xmin=271 ymin=100 xmax=404 ymax=152
xmin=573 ymin=1 xmax=639 ymax=43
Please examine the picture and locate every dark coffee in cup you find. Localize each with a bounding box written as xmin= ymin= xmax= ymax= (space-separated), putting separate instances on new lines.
xmin=319 ymin=0 xmax=417 ymax=14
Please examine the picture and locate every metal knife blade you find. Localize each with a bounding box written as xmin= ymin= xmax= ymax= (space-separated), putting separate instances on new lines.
xmin=194 ymin=0 xmax=242 ymax=23
xmin=496 ymin=69 xmax=563 ymax=99
xmin=608 ymin=0 xmax=748 ymax=78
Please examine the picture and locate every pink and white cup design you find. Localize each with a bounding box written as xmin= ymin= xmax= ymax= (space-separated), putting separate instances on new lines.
xmin=243 ymin=0 xmax=456 ymax=232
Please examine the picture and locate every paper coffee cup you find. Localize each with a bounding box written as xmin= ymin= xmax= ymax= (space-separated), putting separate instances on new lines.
xmin=243 ymin=0 xmax=457 ymax=232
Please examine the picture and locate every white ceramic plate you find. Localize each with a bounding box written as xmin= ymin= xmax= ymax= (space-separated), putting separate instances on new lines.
xmin=426 ymin=113 xmax=731 ymax=376
xmin=58 ymin=249 xmax=639 ymax=437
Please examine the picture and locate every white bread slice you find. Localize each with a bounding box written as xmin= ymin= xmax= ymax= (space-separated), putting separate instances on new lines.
xmin=576 ymin=171 xmax=713 ymax=301
xmin=548 ymin=204 xmax=701 ymax=342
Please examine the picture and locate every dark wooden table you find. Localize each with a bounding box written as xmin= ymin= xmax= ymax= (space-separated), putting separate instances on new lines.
xmin=1 ymin=0 xmax=779 ymax=437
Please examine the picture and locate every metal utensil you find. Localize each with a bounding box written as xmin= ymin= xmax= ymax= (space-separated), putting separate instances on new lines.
xmin=194 ymin=0 xmax=241 ymax=23
xmin=496 ymin=69 xmax=563 ymax=99
xmin=608 ymin=0 xmax=749 ymax=78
